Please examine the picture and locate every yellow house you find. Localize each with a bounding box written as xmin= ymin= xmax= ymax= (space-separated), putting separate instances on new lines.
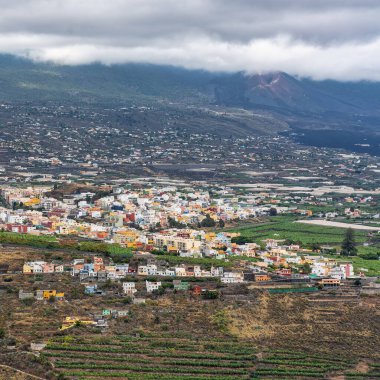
xmin=23 ymin=263 xmax=33 ymax=274
xmin=43 ymin=290 xmax=65 ymax=299
xmin=24 ymin=197 xmax=41 ymax=207
xmin=204 ymin=232 xmax=216 ymax=241
xmin=168 ymin=245 xmax=178 ymax=253
xmin=43 ymin=290 xmax=56 ymax=299
xmin=60 ymin=316 xmax=95 ymax=330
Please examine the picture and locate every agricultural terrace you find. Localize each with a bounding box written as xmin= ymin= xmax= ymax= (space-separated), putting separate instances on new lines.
xmin=41 ymin=333 xmax=374 ymax=380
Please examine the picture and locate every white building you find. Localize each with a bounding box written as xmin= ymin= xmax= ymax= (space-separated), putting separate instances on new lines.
xmin=146 ymin=281 xmax=162 ymax=293
xmin=122 ymin=282 xmax=137 ymax=296
xmin=221 ymin=271 xmax=244 ymax=284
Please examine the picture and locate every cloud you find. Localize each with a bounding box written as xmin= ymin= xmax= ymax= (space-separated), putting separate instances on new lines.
xmin=0 ymin=0 xmax=380 ymax=81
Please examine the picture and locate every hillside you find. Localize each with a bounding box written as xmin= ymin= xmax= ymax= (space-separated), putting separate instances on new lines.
xmin=213 ymin=71 xmax=380 ymax=116
xmin=0 ymin=54 xmax=216 ymax=104
xmin=2 ymin=54 xmax=380 ymax=117
xmin=1 ymin=54 xmax=380 ymax=152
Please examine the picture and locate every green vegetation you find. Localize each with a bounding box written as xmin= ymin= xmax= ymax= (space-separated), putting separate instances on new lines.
xmin=335 ymin=255 xmax=380 ymax=277
xmin=43 ymin=335 xmax=364 ymax=379
xmin=341 ymin=228 xmax=358 ymax=256
xmin=252 ymin=349 xmax=359 ymax=379
xmin=0 ymin=231 xmax=58 ymax=248
xmin=228 ymin=216 xmax=368 ymax=246
xmin=0 ymin=231 xmax=133 ymax=258
xmin=44 ymin=334 xmax=255 ymax=379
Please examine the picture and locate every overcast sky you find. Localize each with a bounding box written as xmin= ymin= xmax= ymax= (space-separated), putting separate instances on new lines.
xmin=1 ymin=0 xmax=380 ymax=81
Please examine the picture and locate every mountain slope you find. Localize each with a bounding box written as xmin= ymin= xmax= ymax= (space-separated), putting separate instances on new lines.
xmin=0 ymin=54 xmax=216 ymax=104
xmin=1 ymin=54 xmax=380 ymax=120
xmin=213 ymin=71 xmax=380 ymax=116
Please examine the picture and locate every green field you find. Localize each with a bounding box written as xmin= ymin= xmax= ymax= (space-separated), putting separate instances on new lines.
xmin=228 ymin=217 xmax=369 ymax=246
xmin=254 ymin=349 xmax=379 ymax=379
xmin=41 ymin=333 xmax=371 ymax=380
xmin=334 ymin=255 xmax=380 ymax=277
xmin=228 ymin=217 xmax=380 ymax=275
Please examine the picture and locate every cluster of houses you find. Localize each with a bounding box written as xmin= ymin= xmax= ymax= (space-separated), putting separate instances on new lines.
xmin=19 ymin=289 xmax=65 ymax=301
xmin=23 ymin=256 xmax=242 ymax=283
xmin=0 ymin=185 xmax=314 ymax=240
xmin=21 ymin=245 xmax=355 ymax=299
xmin=1 ymin=185 xmax=377 ymax=240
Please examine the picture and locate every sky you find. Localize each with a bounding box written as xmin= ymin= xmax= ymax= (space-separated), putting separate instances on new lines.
xmin=1 ymin=0 xmax=380 ymax=81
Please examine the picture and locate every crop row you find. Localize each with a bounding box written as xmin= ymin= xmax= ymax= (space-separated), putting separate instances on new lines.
xmin=62 ymin=371 xmax=247 ymax=380
xmin=45 ymin=344 xmax=255 ymax=360
xmin=253 ymin=368 xmax=326 ymax=377
xmin=48 ymin=339 xmax=255 ymax=355
xmin=265 ymin=354 xmax=352 ymax=364
xmin=345 ymin=372 xmax=380 ymax=377
xmin=54 ymin=361 xmax=249 ymax=375
xmin=264 ymin=350 xmax=353 ymax=363
xmin=260 ymin=359 xmax=345 ymax=370
xmin=45 ymin=352 xmax=251 ymax=368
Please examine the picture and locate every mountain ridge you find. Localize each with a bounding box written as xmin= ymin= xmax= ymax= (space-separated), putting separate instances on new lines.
xmin=1 ymin=54 xmax=380 ymax=133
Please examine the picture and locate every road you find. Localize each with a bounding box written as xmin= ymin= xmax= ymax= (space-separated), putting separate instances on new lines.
xmin=295 ymin=219 xmax=380 ymax=231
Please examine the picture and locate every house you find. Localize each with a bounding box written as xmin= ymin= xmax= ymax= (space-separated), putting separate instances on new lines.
xmin=97 ymin=271 xmax=107 ymax=282
xmin=138 ymin=266 xmax=148 ymax=276
xmin=122 ymin=282 xmax=137 ymax=296
xmin=19 ymin=289 xmax=34 ymax=299
xmin=175 ymin=267 xmax=187 ymax=277
xmin=319 ymin=278 xmax=341 ymax=287
xmin=42 ymin=289 xmax=65 ymax=300
xmin=254 ymin=273 xmax=270 ymax=282
xmin=221 ymin=271 xmax=244 ymax=283
xmin=36 ymin=290 xmax=44 ymax=300
xmin=54 ymin=264 xmax=64 ymax=273
xmin=133 ymin=297 xmax=146 ymax=304
xmin=211 ymin=266 xmax=223 ymax=277
xmin=173 ymin=280 xmax=190 ymax=291
xmin=146 ymin=280 xmax=162 ymax=293
xmin=23 ymin=263 xmax=33 ymax=274
xmin=147 ymin=264 xmax=157 ymax=275
xmin=43 ymin=263 xmax=55 ymax=273
xmin=192 ymin=285 xmax=202 ymax=295
xmin=275 ymin=268 xmax=292 ymax=276
xmin=84 ymin=284 xmax=98 ymax=295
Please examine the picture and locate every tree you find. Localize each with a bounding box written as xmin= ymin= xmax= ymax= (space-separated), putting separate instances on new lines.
xmin=310 ymin=243 xmax=321 ymax=252
xmin=200 ymin=214 xmax=216 ymax=228
xmin=300 ymin=262 xmax=312 ymax=274
xmin=269 ymin=208 xmax=278 ymax=216
xmin=218 ymin=219 xmax=225 ymax=228
xmin=341 ymin=228 xmax=358 ymax=256
xmin=231 ymin=236 xmax=253 ymax=245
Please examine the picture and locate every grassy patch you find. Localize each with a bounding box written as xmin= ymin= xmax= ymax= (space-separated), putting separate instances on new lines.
xmin=228 ymin=216 xmax=369 ymax=245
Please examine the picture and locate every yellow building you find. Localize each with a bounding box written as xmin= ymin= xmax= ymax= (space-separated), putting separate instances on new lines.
xmin=23 ymin=263 xmax=33 ymax=274
xmin=114 ymin=229 xmax=138 ymax=245
xmin=42 ymin=290 xmax=65 ymax=299
xmin=24 ymin=197 xmax=41 ymax=207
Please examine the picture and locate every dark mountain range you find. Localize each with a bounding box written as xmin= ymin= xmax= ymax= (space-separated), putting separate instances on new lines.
xmin=0 ymin=54 xmax=380 ymax=154
xmin=213 ymin=71 xmax=380 ymax=116
xmin=1 ymin=54 xmax=380 ymax=117
xmin=0 ymin=54 xmax=216 ymax=104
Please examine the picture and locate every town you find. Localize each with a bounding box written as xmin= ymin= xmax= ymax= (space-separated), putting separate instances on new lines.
xmin=1 ymin=182 xmax=379 ymax=311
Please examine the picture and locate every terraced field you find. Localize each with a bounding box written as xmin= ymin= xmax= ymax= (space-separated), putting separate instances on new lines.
xmin=229 ymin=217 xmax=369 ymax=245
xmin=253 ymin=349 xmax=380 ymax=379
xmin=41 ymin=334 xmax=375 ymax=379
